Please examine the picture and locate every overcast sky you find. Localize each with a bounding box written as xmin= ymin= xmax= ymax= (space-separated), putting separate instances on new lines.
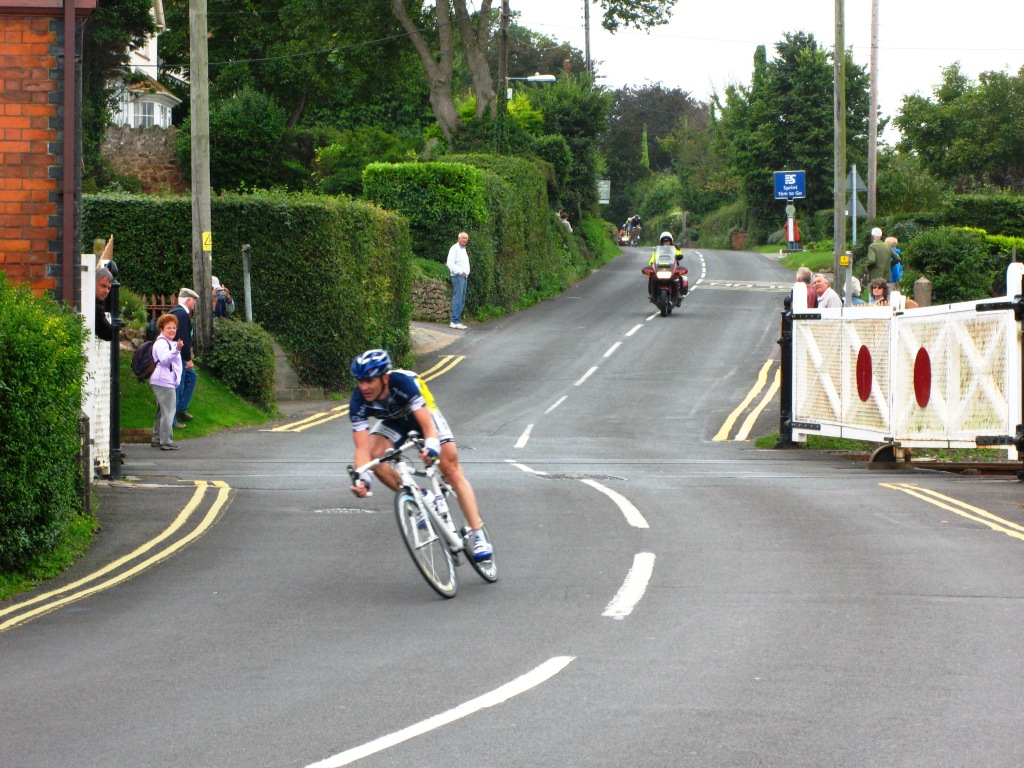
xmin=510 ymin=0 xmax=1023 ymax=143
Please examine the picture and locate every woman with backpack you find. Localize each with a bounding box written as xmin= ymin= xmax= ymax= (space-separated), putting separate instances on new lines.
xmin=150 ymin=313 xmax=184 ymax=451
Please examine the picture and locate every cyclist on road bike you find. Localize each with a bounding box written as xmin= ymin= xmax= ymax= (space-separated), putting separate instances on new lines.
xmin=347 ymin=349 xmax=493 ymax=560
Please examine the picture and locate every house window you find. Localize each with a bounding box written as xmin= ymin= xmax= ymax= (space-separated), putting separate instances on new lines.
xmin=133 ymin=101 xmax=154 ymax=128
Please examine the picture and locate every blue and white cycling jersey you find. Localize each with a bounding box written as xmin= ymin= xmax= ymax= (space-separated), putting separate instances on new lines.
xmin=350 ymin=369 xmax=453 ymax=444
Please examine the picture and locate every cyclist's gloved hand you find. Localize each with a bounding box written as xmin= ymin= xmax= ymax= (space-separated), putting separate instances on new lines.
xmin=351 ymin=470 xmax=373 ymax=497
xmin=422 ymin=437 xmax=441 ymax=462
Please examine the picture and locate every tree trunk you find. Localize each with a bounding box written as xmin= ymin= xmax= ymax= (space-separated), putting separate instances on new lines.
xmin=453 ymin=0 xmax=496 ymax=117
xmin=391 ymin=0 xmax=461 ymax=141
xmin=287 ymin=93 xmax=306 ymax=130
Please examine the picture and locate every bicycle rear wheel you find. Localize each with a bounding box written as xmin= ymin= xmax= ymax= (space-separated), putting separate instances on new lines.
xmin=395 ymin=492 xmax=457 ymax=598
xmin=464 ymin=523 xmax=498 ymax=583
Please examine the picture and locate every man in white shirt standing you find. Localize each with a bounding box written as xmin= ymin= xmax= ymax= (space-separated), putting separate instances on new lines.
xmin=446 ymin=231 xmax=470 ymax=330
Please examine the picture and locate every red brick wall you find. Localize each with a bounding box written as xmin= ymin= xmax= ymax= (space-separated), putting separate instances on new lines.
xmin=0 ymin=13 xmax=60 ymax=296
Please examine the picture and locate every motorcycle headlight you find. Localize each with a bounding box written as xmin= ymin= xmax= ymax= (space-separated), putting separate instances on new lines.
xmin=656 ymin=270 xmax=673 ymax=279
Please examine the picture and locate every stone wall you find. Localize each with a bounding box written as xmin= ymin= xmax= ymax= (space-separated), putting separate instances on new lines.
xmin=102 ymin=125 xmax=187 ymax=194
xmin=411 ymin=277 xmax=451 ymax=322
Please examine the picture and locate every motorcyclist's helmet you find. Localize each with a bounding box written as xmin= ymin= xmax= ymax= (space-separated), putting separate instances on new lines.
xmin=351 ymin=349 xmax=392 ymax=379
xmin=659 ymin=231 xmax=674 ymax=245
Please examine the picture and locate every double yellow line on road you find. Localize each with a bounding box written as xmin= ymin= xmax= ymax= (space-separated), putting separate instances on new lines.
xmin=0 ymin=480 xmax=231 ymax=632
xmin=883 ymin=483 xmax=1024 ymax=541
xmin=269 ymin=355 xmax=465 ymax=433
xmin=713 ymin=359 xmax=781 ymax=441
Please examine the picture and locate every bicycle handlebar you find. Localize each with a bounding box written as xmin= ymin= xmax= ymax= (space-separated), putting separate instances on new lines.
xmin=347 ymin=431 xmax=428 ymax=494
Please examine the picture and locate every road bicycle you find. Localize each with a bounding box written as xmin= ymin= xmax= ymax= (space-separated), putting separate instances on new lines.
xmin=348 ymin=433 xmax=497 ymax=598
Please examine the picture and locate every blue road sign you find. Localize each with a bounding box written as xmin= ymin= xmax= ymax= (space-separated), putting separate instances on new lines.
xmin=774 ymin=170 xmax=806 ymax=200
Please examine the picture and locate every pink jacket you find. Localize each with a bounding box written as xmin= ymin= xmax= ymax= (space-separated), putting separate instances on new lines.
xmin=149 ymin=336 xmax=182 ymax=388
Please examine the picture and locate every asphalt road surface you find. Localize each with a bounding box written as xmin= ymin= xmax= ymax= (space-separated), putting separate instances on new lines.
xmin=3 ymin=248 xmax=1024 ymax=767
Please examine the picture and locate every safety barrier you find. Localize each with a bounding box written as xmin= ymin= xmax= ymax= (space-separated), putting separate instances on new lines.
xmin=782 ymin=264 xmax=1024 ymax=460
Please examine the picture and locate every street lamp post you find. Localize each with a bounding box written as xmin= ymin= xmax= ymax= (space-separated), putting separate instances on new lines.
xmin=505 ymin=73 xmax=557 ymax=100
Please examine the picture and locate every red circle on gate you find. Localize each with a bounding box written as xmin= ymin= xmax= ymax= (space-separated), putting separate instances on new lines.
xmin=914 ymin=348 xmax=932 ymax=407
xmin=856 ymin=345 xmax=872 ymax=402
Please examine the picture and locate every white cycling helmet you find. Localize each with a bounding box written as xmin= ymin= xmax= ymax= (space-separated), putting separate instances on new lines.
xmin=659 ymin=231 xmax=674 ymax=244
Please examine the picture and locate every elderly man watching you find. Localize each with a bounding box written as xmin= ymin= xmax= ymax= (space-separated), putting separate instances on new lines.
xmin=812 ymin=273 xmax=842 ymax=308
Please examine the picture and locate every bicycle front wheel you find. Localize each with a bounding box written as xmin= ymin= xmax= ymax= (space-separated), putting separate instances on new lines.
xmin=395 ymin=492 xmax=457 ymax=598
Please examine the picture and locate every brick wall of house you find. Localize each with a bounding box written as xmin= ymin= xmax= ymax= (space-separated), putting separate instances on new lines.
xmin=0 ymin=13 xmax=62 ymax=296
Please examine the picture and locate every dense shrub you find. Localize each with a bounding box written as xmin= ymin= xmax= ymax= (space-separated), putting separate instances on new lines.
xmin=576 ymin=217 xmax=619 ymax=263
xmin=314 ymin=127 xmax=422 ymax=197
xmin=941 ymin=194 xmax=1024 ymax=237
xmin=902 ymin=227 xmax=995 ymax=303
xmin=176 ymin=87 xmax=288 ymax=192
xmin=637 ymin=173 xmax=684 ymax=222
xmin=0 ymin=276 xmax=87 ymax=572
xmin=205 ymin=318 xmax=276 ymax=410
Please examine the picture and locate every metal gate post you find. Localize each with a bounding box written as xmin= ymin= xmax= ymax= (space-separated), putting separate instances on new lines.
xmin=777 ymin=295 xmax=795 ymax=447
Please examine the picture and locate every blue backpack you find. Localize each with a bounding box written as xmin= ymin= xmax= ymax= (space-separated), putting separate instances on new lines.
xmin=890 ymin=251 xmax=904 ymax=283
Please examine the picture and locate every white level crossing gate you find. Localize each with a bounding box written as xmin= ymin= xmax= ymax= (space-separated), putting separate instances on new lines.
xmin=788 ymin=264 xmax=1024 ymax=458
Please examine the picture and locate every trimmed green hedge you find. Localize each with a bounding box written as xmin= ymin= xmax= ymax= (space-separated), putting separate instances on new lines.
xmin=941 ymin=194 xmax=1024 ymax=237
xmin=0 ymin=276 xmax=87 ymax=572
xmin=363 ymin=161 xmax=493 ymax=316
xmin=364 ymin=155 xmax=600 ymax=317
xmin=83 ymin=191 xmax=412 ymax=391
xmin=205 ymin=317 xmax=276 ymax=410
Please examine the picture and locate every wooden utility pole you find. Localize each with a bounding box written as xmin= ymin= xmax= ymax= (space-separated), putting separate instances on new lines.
xmin=189 ymin=0 xmax=213 ymax=354
xmin=495 ymin=0 xmax=509 ymax=152
xmin=867 ymin=0 xmax=879 ymax=219
xmin=583 ymin=0 xmax=591 ymax=74
xmin=833 ymin=0 xmax=847 ymax=280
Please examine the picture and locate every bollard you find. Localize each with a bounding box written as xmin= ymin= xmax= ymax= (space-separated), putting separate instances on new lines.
xmin=107 ymin=261 xmax=124 ymax=480
xmin=242 ymin=244 xmax=253 ymax=322
xmin=914 ymin=275 xmax=932 ymax=307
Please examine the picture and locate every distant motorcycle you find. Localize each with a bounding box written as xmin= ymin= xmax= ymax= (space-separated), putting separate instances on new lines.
xmin=642 ymin=245 xmax=688 ymax=316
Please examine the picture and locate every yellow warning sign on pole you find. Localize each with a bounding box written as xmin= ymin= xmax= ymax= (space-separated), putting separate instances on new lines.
xmin=202 ymin=231 xmax=213 ymax=252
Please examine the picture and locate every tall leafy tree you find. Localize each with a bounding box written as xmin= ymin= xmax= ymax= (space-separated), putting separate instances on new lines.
xmin=484 ymin=22 xmax=586 ymax=80
xmin=713 ymin=32 xmax=870 ymax=230
xmin=895 ymin=63 xmax=1024 ymax=191
xmin=159 ymin=0 xmax=431 ymax=133
xmin=393 ymin=0 xmax=678 ymax=141
xmin=528 ymin=75 xmax=612 ymax=221
xmin=602 ymin=84 xmax=706 ymax=220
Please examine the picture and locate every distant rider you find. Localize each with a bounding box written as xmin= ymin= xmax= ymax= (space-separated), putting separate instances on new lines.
xmin=347 ymin=349 xmax=493 ymax=561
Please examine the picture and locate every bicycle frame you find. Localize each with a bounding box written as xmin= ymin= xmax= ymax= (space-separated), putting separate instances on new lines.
xmin=348 ymin=432 xmax=497 ymax=597
xmin=349 ymin=437 xmax=464 ymax=556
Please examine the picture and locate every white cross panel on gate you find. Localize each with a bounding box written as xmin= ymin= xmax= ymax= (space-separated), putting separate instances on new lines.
xmin=787 ymin=264 xmax=1024 ymax=459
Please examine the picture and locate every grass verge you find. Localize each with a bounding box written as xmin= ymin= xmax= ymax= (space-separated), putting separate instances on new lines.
xmin=119 ymin=353 xmax=276 ymax=437
xmin=0 ymin=512 xmax=98 ymax=601
xmin=754 ymin=433 xmax=1008 ymax=462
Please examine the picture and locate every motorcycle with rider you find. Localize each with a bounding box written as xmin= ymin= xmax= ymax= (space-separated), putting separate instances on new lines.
xmin=641 ymin=231 xmax=688 ymax=316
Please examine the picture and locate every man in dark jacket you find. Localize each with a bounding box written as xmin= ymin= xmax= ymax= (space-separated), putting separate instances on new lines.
xmin=170 ymin=287 xmax=199 ymax=428
xmin=95 ymin=267 xmax=114 ymax=341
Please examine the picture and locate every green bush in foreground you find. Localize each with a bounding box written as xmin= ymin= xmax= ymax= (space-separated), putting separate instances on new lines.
xmin=204 ymin=318 xmax=276 ymax=411
xmin=0 ymin=276 xmax=88 ymax=572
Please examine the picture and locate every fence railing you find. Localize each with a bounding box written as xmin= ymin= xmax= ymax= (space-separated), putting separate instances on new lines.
xmin=780 ymin=264 xmax=1024 ymax=462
